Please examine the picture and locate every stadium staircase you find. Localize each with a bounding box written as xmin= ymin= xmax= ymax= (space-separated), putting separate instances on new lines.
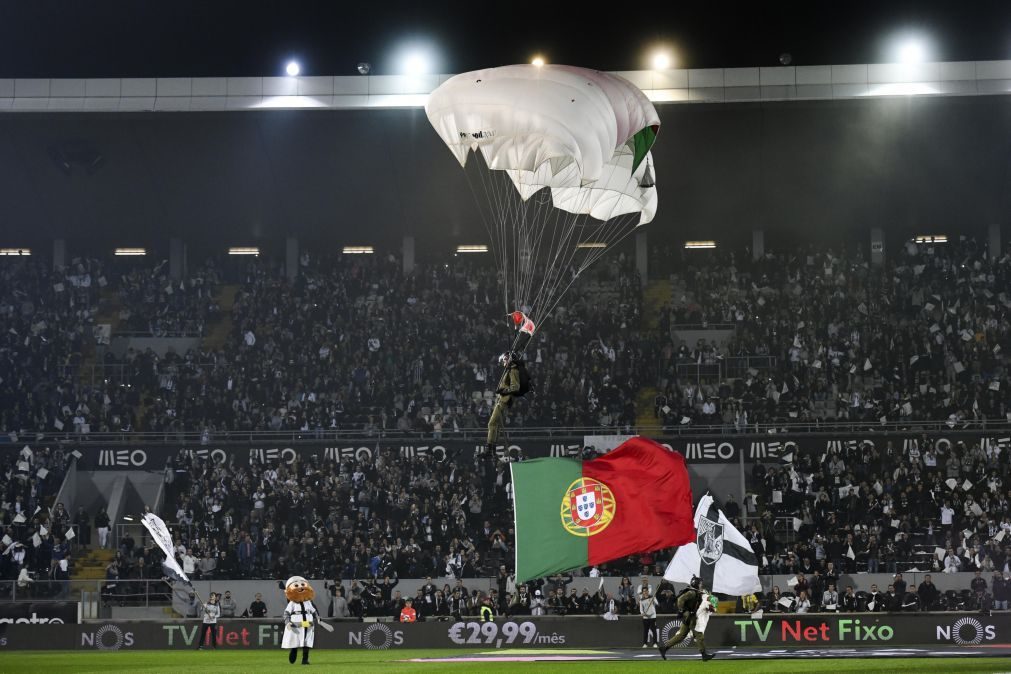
xmin=634 ymin=279 xmax=674 ymax=430
xmin=71 ymin=547 xmax=115 ymax=597
xmin=202 ymin=284 xmax=239 ymax=350
xmin=74 ymin=287 xmax=124 ymax=387
xmin=73 ymin=547 xmax=115 ymax=580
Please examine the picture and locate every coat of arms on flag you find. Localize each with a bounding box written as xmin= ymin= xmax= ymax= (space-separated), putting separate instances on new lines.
xmin=571 ymin=484 xmax=603 ymax=526
xmin=560 ymin=477 xmax=616 ymax=537
xmin=697 ymin=516 xmax=724 ymax=564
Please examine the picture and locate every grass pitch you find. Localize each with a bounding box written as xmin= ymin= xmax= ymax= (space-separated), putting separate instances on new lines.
xmin=2 ymin=650 xmax=1011 ymax=673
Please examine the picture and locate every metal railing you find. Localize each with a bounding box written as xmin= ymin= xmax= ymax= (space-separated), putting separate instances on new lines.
xmin=114 ymin=522 xmax=192 ymax=551
xmin=0 ymin=578 xmax=174 ymax=607
xmin=670 ymin=322 xmax=737 ymax=330
xmin=113 ymin=329 xmax=204 ymax=338
xmin=673 ymin=356 xmax=778 ymax=382
xmin=675 ymin=363 xmax=722 ymax=379
xmin=723 ymin=355 xmax=778 ymax=379
xmin=57 ymin=363 xmax=131 ymax=388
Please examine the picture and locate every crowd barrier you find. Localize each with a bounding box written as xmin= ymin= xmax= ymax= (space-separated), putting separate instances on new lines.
xmin=0 ymin=613 xmax=1005 ymax=651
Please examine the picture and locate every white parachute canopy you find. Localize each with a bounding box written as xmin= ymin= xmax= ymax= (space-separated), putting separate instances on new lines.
xmin=426 ymin=64 xmax=661 ymax=332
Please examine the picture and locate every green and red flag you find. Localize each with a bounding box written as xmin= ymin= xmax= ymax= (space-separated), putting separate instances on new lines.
xmin=510 ymin=436 xmax=695 ymax=582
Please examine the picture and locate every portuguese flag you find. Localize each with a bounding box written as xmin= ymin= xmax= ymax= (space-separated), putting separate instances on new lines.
xmin=510 ymin=436 xmax=695 ymax=582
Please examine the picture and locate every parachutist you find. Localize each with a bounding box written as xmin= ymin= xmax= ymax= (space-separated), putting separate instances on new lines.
xmin=485 ymin=351 xmax=530 ymax=453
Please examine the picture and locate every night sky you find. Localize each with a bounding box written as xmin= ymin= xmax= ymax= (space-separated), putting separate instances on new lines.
xmin=4 ymin=1 xmax=1011 ymax=78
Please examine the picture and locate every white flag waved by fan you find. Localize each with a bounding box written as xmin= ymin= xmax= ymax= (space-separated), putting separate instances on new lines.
xmin=141 ymin=513 xmax=189 ymax=583
xmin=664 ymin=493 xmax=761 ymax=595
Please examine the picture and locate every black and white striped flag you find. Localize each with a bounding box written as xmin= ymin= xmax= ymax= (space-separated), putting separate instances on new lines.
xmin=664 ymin=493 xmax=761 ymax=595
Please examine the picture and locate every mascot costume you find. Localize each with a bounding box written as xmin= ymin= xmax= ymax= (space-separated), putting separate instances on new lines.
xmin=281 ymin=576 xmax=332 ymax=664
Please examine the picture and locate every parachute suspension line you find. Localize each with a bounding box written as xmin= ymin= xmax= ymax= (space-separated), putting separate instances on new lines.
xmin=533 ymin=160 xmax=642 ymax=333
xmin=518 ymin=187 xmax=564 ymax=319
xmin=463 ymin=157 xmax=510 ymax=316
xmin=526 ymin=156 xmax=632 ymax=330
xmin=462 ymin=150 xmax=648 ymax=346
xmin=536 ymin=213 xmax=640 ymax=334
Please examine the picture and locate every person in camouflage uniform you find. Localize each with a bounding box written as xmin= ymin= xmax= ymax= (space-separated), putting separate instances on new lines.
xmin=659 ymin=576 xmax=717 ymax=661
xmin=485 ymin=351 xmax=523 ymax=454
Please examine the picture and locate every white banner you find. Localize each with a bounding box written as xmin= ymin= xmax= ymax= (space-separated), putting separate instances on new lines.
xmin=141 ymin=513 xmax=189 ymax=583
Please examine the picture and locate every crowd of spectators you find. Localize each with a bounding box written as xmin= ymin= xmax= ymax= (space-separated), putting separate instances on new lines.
xmin=0 ymin=255 xmax=221 ymax=437
xmin=135 ymin=252 xmax=650 ymax=435
xmin=0 ymin=446 xmax=76 ymax=597
xmin=4 ymin=239 xmax=1011 ymax=618
xmin=116 ymin=258 xmax=221 ymax=337
xmin=3 ymin=239 xmax=1010 ymax=438
xmin=655 ymin=238 xmax=1011 ymax=430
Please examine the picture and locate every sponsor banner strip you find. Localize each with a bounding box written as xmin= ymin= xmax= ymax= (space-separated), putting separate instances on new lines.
xmin=4 ymin=432 xmax=1008 ymax=469
xmin=0 ymin=615 xmax=1006 ymax=650
xmin=0 ymin=602 xmax=79 ymax=626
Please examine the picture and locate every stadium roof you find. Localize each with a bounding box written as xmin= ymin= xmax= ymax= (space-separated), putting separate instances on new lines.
xmin=3 ymin=61 xmax=1011 ymax=112
xmin=1 ymin=62 xmax=1009 ymax=255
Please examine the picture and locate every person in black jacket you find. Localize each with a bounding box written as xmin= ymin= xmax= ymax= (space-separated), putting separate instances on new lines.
xmin=249 ymin=592 xmax=268 ymax=618
xmin=993 ymin=572 xmax=1009 ymax=610
xmin=449 ymin=589 xmax=468 ymax=620
xmin=841 ymin=586 xmax=859 ymax=612
xmin=917 ymin=575 xmax=939 ymax=611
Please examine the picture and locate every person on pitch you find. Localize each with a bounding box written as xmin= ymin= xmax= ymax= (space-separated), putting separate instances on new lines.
xmin=659 ymin=576 xmax=717 ymax=661
xmin=639 ymin=587 xmax=658 ymax=648
xmin=282 ymin=576 xmax=321 ymax=665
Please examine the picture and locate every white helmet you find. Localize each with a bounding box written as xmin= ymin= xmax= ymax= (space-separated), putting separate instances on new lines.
xmin=498 ymin=352 xmax=511 ymax=367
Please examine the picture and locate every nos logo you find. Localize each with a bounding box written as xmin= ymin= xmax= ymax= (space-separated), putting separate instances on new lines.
xmin=936 ymin=617 xmax=996 ymax=645
xmin=660 ymin=619 xmax=693 ymax=648
xmin=81 ymin=624 xmax=135 ymax=650
xmin=348 ymin=624 xmax=404 ymax=650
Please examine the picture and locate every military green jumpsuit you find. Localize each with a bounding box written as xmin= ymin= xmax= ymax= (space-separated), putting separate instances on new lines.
xmin=486 ymin=364 xmax=520 ymax=446
xmin=662 ymin=588 xmax=707 ymax=652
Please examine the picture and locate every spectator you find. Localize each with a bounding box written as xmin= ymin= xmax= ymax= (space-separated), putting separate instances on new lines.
xmin=917 ymin=575 xmax=939 ymax=611
xmin=249 ymin=592 xmax=268 ymax=618
xmin=531 ymin=589 xmax=546 ymax=616
xmin=95 ymin=509 xmax=110 ymax=550
xmin=220 ymin=590 xmax=237 ymax=618
xmin=971 ymin=570 xmax=988 ymax=594
xmin=74 ymin=507 xmax=91 ymax=547
xmin=399 ymin=597 xmax=417 ymax=623
xmin=868 ymin=584 xmax=883 ymax=612
xmin=821 ymin=583 xmax=839 ymax=612
xmin=841 ymin=585 xmax=858 ymax=612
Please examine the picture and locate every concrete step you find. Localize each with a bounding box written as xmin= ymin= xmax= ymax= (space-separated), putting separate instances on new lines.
xmin=634 ymin=386 xmax=660 ymax=431
xmin=202 ymin=284 xmax=239 ymax=350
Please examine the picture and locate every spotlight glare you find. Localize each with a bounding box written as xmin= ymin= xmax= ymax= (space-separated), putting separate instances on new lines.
xmin=286 ymin=61 xmax=301 ymax=77
xmin=531 ymin=56 xmax=545 ymax=67
xmin=898 ymin=41 xmax=924 ymax=63
xmin=652 ymin=52 xmax=671 ymax=70
xmin=404 ymin=53 xmax=428 ymax=75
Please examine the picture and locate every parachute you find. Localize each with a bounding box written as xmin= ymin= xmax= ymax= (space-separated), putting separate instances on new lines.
xmin=426 ymin=64 xmax=660 ymax=346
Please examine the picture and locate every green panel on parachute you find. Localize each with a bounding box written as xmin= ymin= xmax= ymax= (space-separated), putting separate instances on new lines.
xmin=630 ymin=125 xmax=658 ymax=174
